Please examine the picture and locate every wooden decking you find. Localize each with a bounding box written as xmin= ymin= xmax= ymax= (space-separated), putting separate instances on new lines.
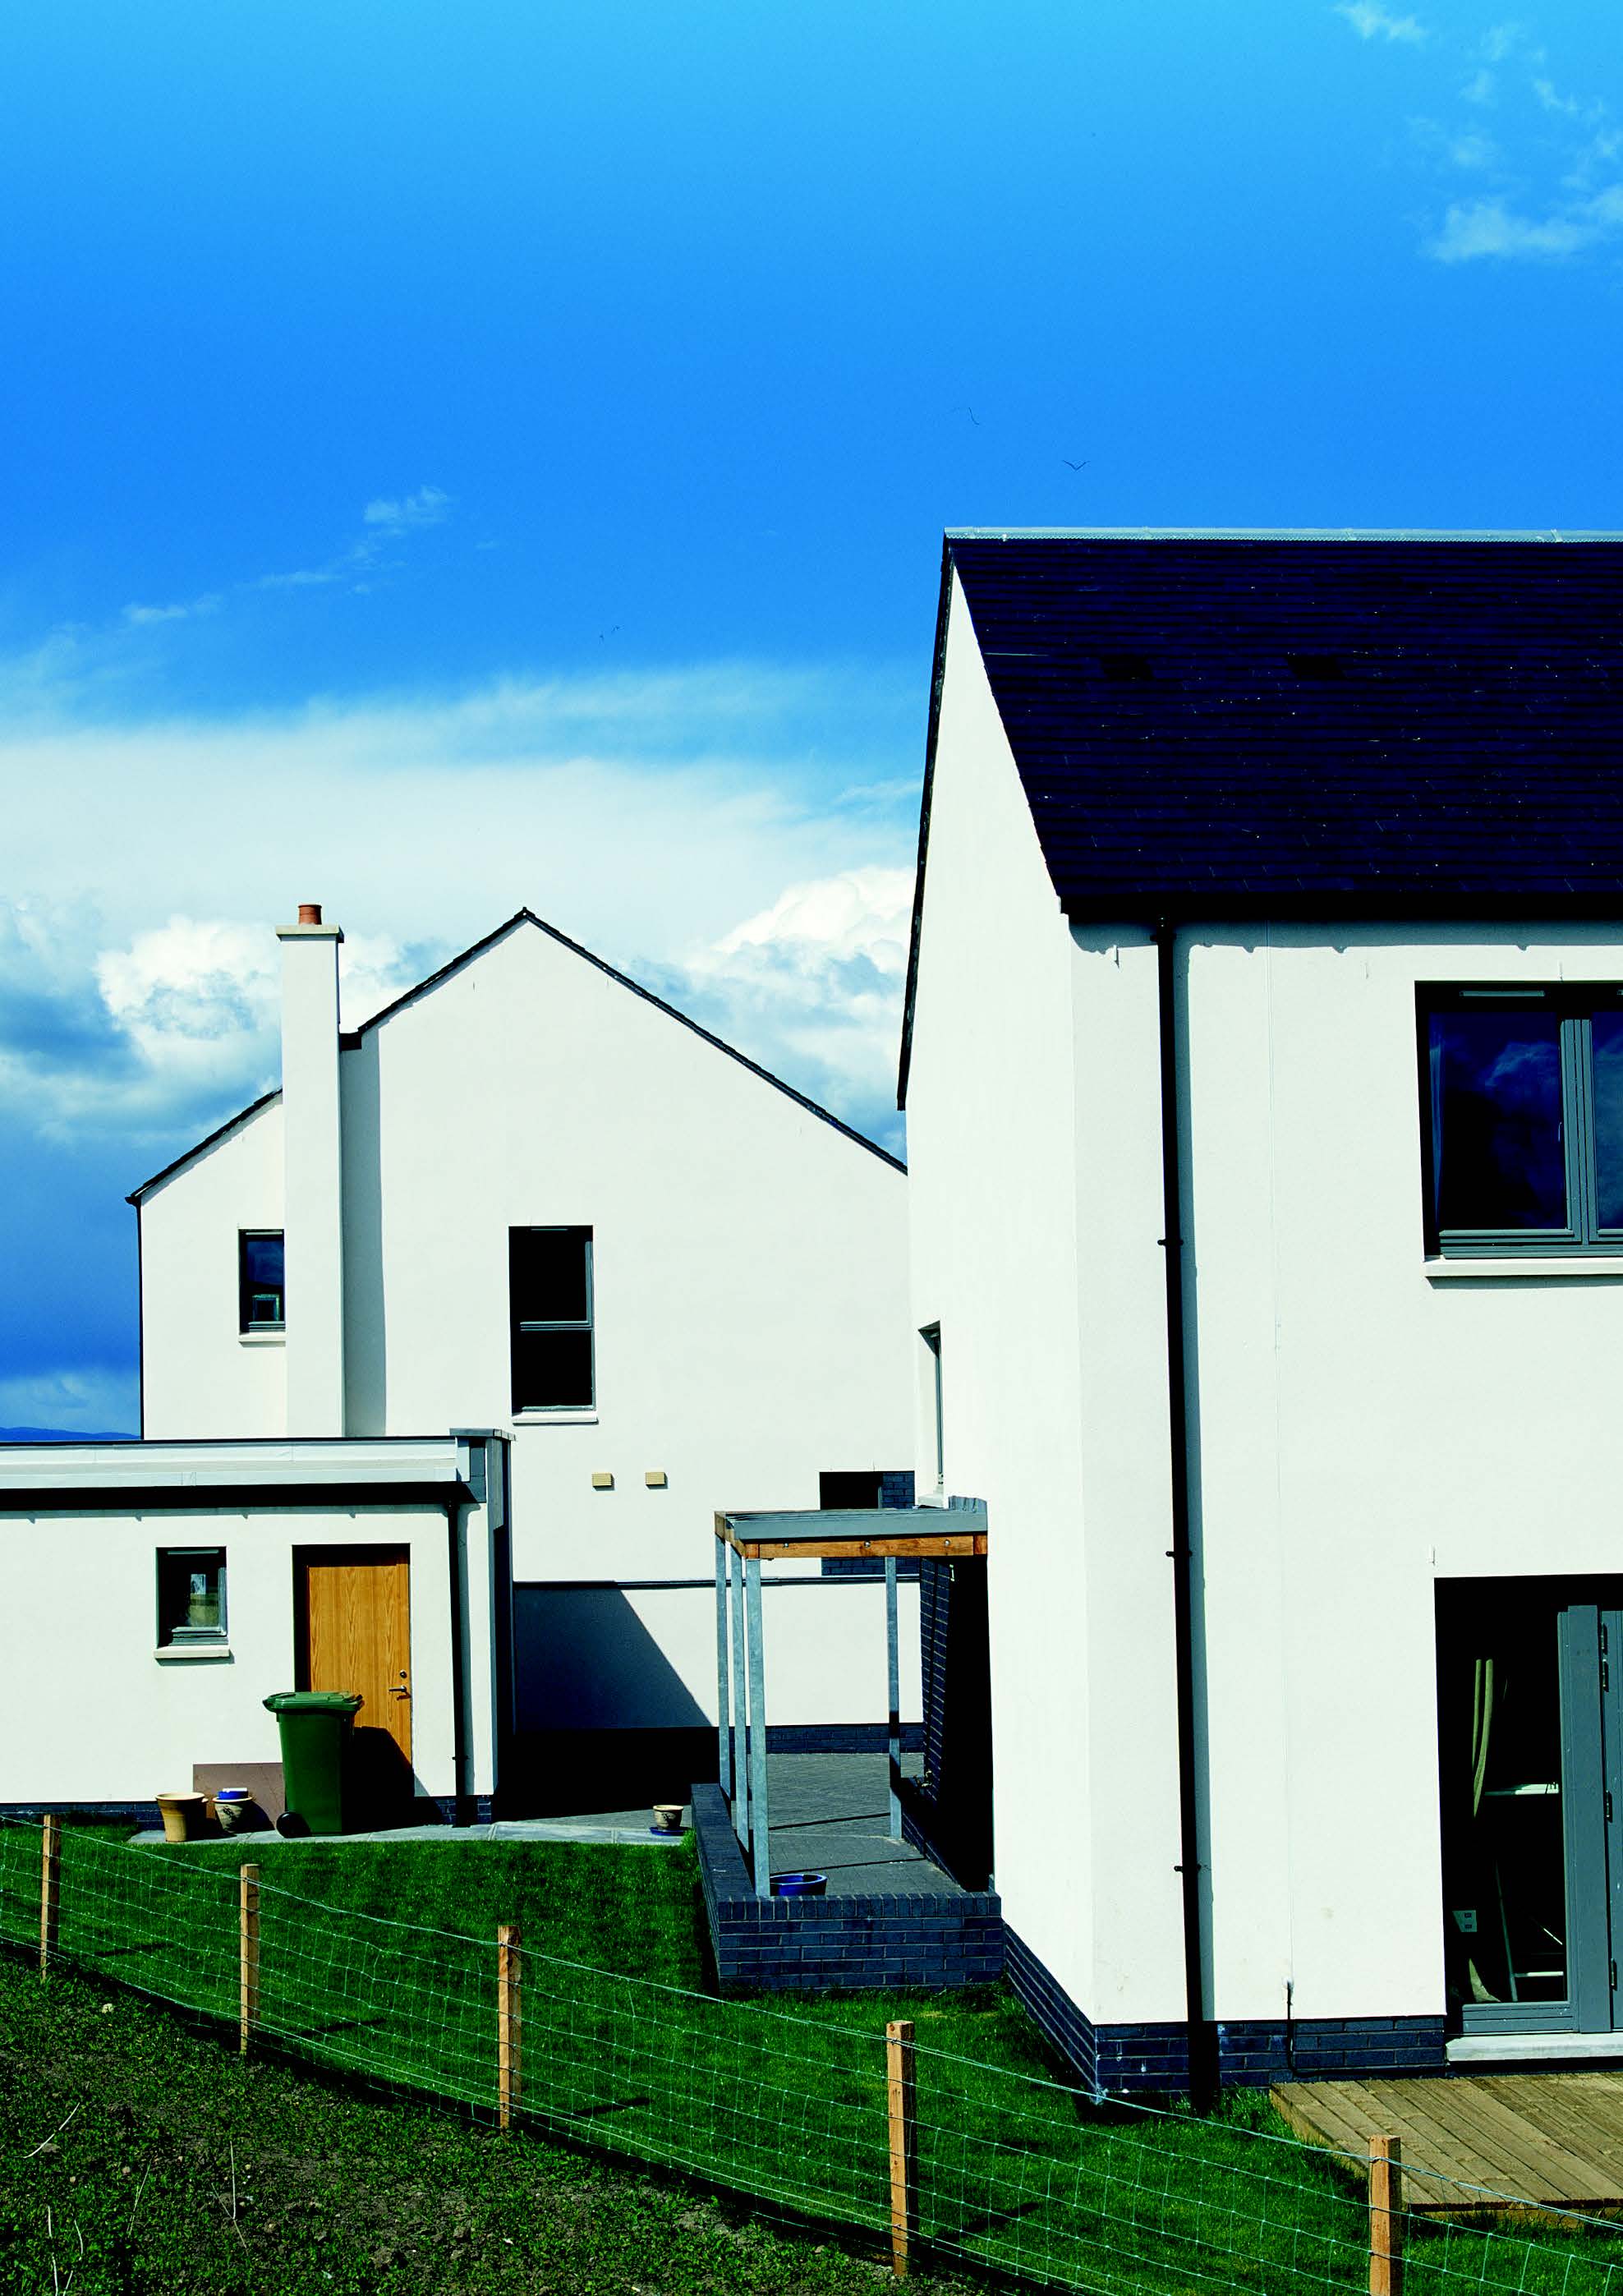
xmin=1272 ymin=2074 xmax=1623 ymax=2215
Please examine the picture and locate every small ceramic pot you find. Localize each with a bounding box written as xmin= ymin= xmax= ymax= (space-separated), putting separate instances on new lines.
xmin=650 ymin=1802 xmax=685 ymax=1835
xmin=213 ymin=1788 xmax=252 ymax=1835
xmin=155 ymin=1792 xmax=208 ymax=1845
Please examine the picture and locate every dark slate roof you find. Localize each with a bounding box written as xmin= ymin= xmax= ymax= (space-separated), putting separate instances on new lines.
xmin=944 ymin=529 xmax=1623 ymax=917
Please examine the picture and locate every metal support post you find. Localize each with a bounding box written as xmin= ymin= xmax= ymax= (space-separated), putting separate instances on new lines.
xmin=730 ymin=1542 xmax=750 ymax=1848
xmin=885 ymin=1556 xmax=903 ymax=1840
xmin=745 ymin=1556 xmax=770 ymax=1898
xmin=715 ymin=1530 xmax=733 ymax=1797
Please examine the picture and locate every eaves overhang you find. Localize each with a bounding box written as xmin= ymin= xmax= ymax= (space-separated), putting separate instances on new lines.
xmin=0 ymin=1434 xmax=474 ymax=1513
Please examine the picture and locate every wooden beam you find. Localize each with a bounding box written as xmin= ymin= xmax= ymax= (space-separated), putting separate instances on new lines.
xmin=733 ymin=1534 xmax=986 ymax=1562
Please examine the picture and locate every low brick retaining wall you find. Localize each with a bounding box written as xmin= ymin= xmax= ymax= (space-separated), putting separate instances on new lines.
xmin=692 ymin=1782 xmax=1003 ymax=1991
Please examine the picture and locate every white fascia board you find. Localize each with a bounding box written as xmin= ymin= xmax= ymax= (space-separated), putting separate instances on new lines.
xmin=0 ymin=1437 xmax=467 ymax=1495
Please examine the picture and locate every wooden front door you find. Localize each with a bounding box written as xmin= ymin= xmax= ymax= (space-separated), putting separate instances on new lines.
xmin=297 ymin=1547 xmax=413 ymax=1765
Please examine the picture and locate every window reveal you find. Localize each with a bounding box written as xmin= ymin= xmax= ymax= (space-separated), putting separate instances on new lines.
xmin=509 ymin=1226 xmax=595 ymax=1410
xmin=157 ymin=1548 xmax=228 ymax=1645
xmin=239 ymin=1231 xmax=285 ymax=1330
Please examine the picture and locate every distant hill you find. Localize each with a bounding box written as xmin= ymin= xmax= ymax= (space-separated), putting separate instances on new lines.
xmin=0 ymin=1425 xmax=137 ymax=1443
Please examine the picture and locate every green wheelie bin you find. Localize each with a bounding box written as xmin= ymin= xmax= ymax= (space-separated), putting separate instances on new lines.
xmin=264 ymin=1690 xmax=363 ymax=1835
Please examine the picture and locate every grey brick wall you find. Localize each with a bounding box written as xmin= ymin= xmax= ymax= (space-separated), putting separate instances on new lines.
xmin=693 ymin=1783 xmax=1003 ymax=1992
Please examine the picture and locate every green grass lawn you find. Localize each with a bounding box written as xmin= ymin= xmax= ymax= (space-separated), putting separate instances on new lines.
xmin=7 ymin=1820 xmax=1623 ymax=2296
xmin=0 ymin=1949 xmax=976 ymax=2295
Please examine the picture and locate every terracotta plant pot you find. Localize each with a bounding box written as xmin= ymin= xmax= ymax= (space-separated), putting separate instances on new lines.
xmin=155 ymin=1792 xmax=208 ymax=1845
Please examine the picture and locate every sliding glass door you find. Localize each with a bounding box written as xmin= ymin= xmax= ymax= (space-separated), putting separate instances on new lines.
xmin=1437 ymin=1583 xmax=1616 ymax=2036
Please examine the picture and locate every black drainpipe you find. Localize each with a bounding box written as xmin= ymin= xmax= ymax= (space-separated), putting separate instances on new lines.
xmin=447 ymin=1498 xmax=471 ymax=1827
xmin=1156 ymin=921 xmax=1216 ymax=2110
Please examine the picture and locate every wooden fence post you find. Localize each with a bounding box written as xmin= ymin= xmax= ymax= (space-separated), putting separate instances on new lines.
xmin=39 ymin=1815 xmax=60 ymax=1979
xmin=886 ymin=2018 xmax=917 ymax=2280
xmin=239 ymin=1864 xmax=260 ymax=2057
xmin=1369 ymin=2134 xmax=1403 ymax=2296
xmin=498 ymin=1924 xmax=522 ymax=2128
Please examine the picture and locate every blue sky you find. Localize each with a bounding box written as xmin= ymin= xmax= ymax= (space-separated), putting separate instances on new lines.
xmin=2 ymin=0 xmax=1619 ymax=1433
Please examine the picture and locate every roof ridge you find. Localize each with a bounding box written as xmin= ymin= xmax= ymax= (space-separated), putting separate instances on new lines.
xmin=130 ymin=909 xmax=905 ymax=1202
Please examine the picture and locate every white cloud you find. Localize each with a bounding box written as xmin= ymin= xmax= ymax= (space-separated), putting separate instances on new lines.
xmin=1461 ymin=67 xmax=1495 ymax=103
xmin=363 ymin=485 xmax=452 ymax=533
xmin=1429 ymin=186 xmax=1623 ymax=260
xmin=0 ymin=659 xmax=918 ymax=1162
xmin=122 ymin=594 xmax=222 ymax=628
xmin=664 ymin=867 xmax=915 ymax=1144
xmin=1336 ymin=2 xmax=1427 ymax=43
xmin=1480 ymin=24 xmax=1529 ymax=65
xmin=0 ymin=1366 xmax=137 ymax=1438
xmin=1533 ymin=76 xmax=1601 ymax=122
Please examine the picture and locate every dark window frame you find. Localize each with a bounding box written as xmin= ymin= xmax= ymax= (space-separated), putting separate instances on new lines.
xmin=1419 ymin=987 xmax=1623 ymax=1257
xmin=156 ymin=1547 xmax=228 ymax=1647
xmin=509 ymin=1226 xmax=595 ymax=1411
xmin=238 ymin=1231 xmax=285 ymax=1332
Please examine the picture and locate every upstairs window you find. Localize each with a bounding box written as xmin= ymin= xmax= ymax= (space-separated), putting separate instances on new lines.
xmin=158 ymin=1548 xmax=227 ymax=1645
xmin=510 ymin=1227 xmax=594 ymax=1410
xmin=1422 ymin=990 xmax=1623 ymax=1253
xmin=239 ymin=1231 xmax=285 ymax=1331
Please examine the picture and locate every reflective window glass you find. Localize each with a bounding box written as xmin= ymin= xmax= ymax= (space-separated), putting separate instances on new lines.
xmin=1429 ymin=1010 xmax=1566 ymax=1232
xmin=1592 ymin=1013 xmax=1623 ymax=1229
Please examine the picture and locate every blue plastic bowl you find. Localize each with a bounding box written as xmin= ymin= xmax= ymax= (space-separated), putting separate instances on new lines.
xmin=770 ymin=1872 xmax=828 ymax=1898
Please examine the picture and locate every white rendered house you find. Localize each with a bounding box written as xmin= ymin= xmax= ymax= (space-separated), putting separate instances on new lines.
xmin=0 ymin=904 xmax=916 ymax=1821
xmin=903 ymin=529 xmax=1623 ymax=2090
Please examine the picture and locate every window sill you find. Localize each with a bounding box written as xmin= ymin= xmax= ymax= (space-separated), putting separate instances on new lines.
xmin=239 ymin=1331 xmax=286 ymax=1346
xmin=1426 ymin=1257 xmax=1623 ymax=1281
xmin=512 ymin=1409 xmax=599 ymax=1426
xmin=154 ymin=1645 xmax=232 ymax=1663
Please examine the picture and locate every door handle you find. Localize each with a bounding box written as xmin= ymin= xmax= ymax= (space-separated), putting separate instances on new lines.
xmin=387 ymin=1683 xmax=411 ymax=1700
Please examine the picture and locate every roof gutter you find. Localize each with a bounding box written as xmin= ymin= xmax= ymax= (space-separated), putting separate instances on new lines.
xmin=1156 ymin=920 xmax=1216 ymax=2110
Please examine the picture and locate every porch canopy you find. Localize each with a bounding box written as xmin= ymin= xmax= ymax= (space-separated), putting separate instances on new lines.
xmin=713 ymin=1504 xmax=990 ymax=1898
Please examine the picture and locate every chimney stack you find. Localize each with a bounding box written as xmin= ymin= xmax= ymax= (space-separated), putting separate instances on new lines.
xmin=276 ymin=901 xmax=347 ymax=1434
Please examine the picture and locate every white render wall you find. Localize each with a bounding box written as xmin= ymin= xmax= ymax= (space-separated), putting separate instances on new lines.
xmin=1184 ymin=925 xmax=1623 ymax=2029
xmin=347 ymin=922 xmax=917 ymax=1730
xmin=0 ymin=1500 xmax=481 ymax=1806
xmin=140 ymin=1103 xmax=287 ymax=1440
xmin=905 ymin=571 xmax=1189 ymax=2027
xmin=136 ymin=920 xmax=918 ymax=1734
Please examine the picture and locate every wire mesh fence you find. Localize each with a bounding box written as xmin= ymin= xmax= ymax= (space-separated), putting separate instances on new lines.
xmin=8 ymin=1812 xmax=1623 ymax=2295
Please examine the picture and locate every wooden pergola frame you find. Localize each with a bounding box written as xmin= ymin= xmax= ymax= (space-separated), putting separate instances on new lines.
xmin=713 ymin=1505 xmax=990 ymax=1898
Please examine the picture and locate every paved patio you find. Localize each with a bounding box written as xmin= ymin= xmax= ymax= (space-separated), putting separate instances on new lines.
xmin=134 ymin=1805 xmax=693 ymax=1850
xmin=743 ymin=1749 xmax=961 ymax=1896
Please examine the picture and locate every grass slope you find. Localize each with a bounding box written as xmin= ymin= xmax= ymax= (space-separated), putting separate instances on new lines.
xmin=0 ymin=1952 xmax=969 ymax=2295
xmin=9 ymin=1825 xmax=1623 ymax=2295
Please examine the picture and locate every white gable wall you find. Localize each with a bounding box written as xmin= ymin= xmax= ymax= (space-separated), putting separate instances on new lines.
xmin=907 ymin=572 xmax=1187 ymax=2025
xmin=140 ymin=1103 xmax=287 ymax=1439
xmin=137 ymin=923 xmax=917 ymax=1735
xmin=344 ymin=922 xmax=917 ymax=1727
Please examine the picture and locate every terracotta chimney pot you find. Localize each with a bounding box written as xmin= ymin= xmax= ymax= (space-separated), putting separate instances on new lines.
xmin=297 ymin=903 xmax=323 ymax=926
